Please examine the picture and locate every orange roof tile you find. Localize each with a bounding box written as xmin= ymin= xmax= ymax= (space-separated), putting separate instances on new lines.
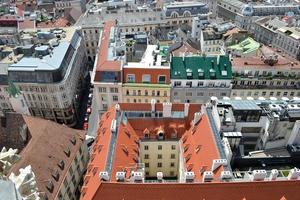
xmin=90 ymin=180 xmax=300 ymax=200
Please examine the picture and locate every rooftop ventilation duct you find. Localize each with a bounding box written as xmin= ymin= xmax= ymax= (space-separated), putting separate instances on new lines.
xmin=251 ymin=170 xmax=267 ymax=181
xmin=132 ymin=171 xmax=143 ymax=182
xmin=116 ymin=172 xmax=125 ymax=182
xmin=157 ymin=172 xmax=163 ymax=182
xmin=185 ymin=171 xmax=195 ymax=182
xmin=99 ymin=171 xmax=109 ymax=181
xmin=288 ymin=168 xmax=300 ymax=180
xmin=211 ymin=159 xmax=228 ymax=171
xmin=221 ymin=171 xmax=232 ymax=180
xmin=269 ymin=169 xmax=279 ymax=181
xmin=203 ymin=171 xmax=213 ymax=182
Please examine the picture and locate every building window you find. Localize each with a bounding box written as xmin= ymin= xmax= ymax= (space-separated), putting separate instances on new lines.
xmin=170 ymin=171 xmax=175 ymax=176
xmin=144 ymin=145 xmax=149 ymax=150
xmin=144 ymin=154 xmax=149 ymax=159
xmin=174 ymin=81 xmax=181 ymax=86
xmin=171 ymin=145 xmax=176 ymax=150
xmin=98 ymin=87 xmax=106 ymax=93
xmin=110 ymin=88 xmax=118 ymax=93
xmin=283 ymin=92 xmax=288 ymax=96
xmin=157 ymin=162 xmax=162 ymax=168
xmin=157 ymin=154 xmax=162 ymax=159
xmin=158 ymin=75 xmax=166 ymax=84
xmin=112 ymin=95 xmax=118 ymax=101
xmin=127 ymin=74 xmax=135 ymax=83
xmin=163 ymin=91 xmax=167 ymax=97
xmin=170 ymin=162 xmax=175 ymax=167
xmin=145 ymin=163 xmax=149 ymax=168
xmin=145 ymin=90 xmax=148 ymax=96
xmin=171 ymin=154 xmax=175 ymax=159
xmin=142 ymin=74 xmax=151 ymax=83
xmin=152 ymin=90 xmax=155 ymax=96
xmin=158 ymin=145 xmax=162 ymax=150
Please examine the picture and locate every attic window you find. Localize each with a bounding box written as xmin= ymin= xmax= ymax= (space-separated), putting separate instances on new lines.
xmin=182 ymin=135 xmax=188 ymax=144
xmin=99 ymin=121 xmax=103 ymax=128
xmin=221 ymin=70 xmax=227 ymax=76
xmin=46 ymin=180 xmax=54 ymax=193
xmin=133 ymin=157 xmax=138 ymax=163
xmin=97 ymin=145 xmax=103 ymax=153
xmin=198 ymin=69 xmax=204 ymax=78
xmin=192 ymin=126 xmax=197 ymax=135
xmin=124 ymin=129 xmax=131 ymax=138
xmin=195 ymin=145 xmax=202 ymax=153
xmin=184 ymin=144 xmax=190 ymax=153
xmin=144 ymin=133 xmax=150 ymax=139
xmin=122 ymin=146 xmax=129 ymax=155
xmin=187 ymin=164 xmax=194 ymax=171
xmin=106 ymin=112 xmax=110 ymax=119
xmin=185 ymin=154 xmax=192 ymax=162
xmin=58 ymin=160 xmax=65 ymax=170
xmin=186 ymin=69 xmax=193 ymax=79
xmin=199 ymin=166 xmax=207 ymax=175
xmin=64 ymin=147 xmax=71 ymax=157
xmin=70 ymin=136 xmax=76 ymax=145
xmin=134 ymin=139 xmax=140 ymax=146
xmin=52 ymin=169 xmax=60 ymax=181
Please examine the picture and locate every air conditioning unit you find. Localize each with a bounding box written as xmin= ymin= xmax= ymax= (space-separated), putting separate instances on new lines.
xmin=211 ymin=159 xmax=228 ymax=171
xmin=185 ymin=171 xmax=195 ymax=182
xmin=221 ymin=171 xmax=232 ymax=180
xmin=132 ymin=171 xmax=143 ymax=182
xmin=218 ymin=109 xmax=224 ymax=116
xmin=99 ymin=171 xmax=109 ymax=181
xmin=251 ymin=170 xmax=267 ymax=181
xmin=116 ymin=172 xmax=126 ymax=182
xmin=202 ymin=171 xmax=213 ymax=182
xmin=288 ymin=168 xmax=300 ymax=180
xmin=269 ymin=169 xmax=278 ymax=181
xmin=157 ymin=172 xmax=163 ymax=182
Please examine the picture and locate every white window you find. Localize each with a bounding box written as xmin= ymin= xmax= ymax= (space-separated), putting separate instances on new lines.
xmin=142 ymin=74 xmax=151 ymax=83
xmin=127 ymin=74 xmax=135 ymax=82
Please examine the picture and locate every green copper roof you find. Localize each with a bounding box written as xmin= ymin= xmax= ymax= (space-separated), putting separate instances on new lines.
xmin=7 ymin=81 xmax=21 ymax=97
xmin=171 ymin=55 xmax=232 ymax=80
xmin=227 ymin=37 xmax=260 ymax=55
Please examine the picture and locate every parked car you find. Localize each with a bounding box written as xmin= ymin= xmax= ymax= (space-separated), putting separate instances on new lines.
xmin=86 ymin=107 xmax=92 ymax=114
xmin=83 ymin=122 xmax=88 ymax=130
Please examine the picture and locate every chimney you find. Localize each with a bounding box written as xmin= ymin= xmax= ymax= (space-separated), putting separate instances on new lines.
xmin=99 ymin=171 xmax=109 ymax=181
xmin=184 ymin=103 xmax=189 ymax=117
xmin=251 ymin=170 xmax=267 ymax=181
xmin=211 ymin=159 xmax=227 ymax=171
xmin=287 ymin=168 xmax=300 ymax=180
xmin=192 ymin=112 xmax=203 ymax=125
xmin=269 ymin=169 xmax=279 ymax=181
xmin=162 ymin=102 xmax=172 ymax=117
xmin=115 ymin=104 xmax=120 ymax=112
xmin=202 ymin=171 xmax=213 ymax=182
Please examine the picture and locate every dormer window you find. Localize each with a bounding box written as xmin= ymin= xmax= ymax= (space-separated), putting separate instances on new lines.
xmin=127 ymin=74 xmax=135 ymax=83
xmin=186 ymin=69 xmax=193 ymax=79
xmin=198 ymin=69 xmax=204 ymax=78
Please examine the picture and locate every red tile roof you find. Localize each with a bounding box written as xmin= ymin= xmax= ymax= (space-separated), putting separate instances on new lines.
xmin=181 ymin=114 xmax=223 ymax=181
xmin=80 ymin=103 xmax=300 ymax=200
xmin=89 ymin=180 xmax=300 ymax=200
xmin=95 ymin=21 xmax=121 ymax=73
xmin=9 ymin=115 xmax=85 ymax=200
